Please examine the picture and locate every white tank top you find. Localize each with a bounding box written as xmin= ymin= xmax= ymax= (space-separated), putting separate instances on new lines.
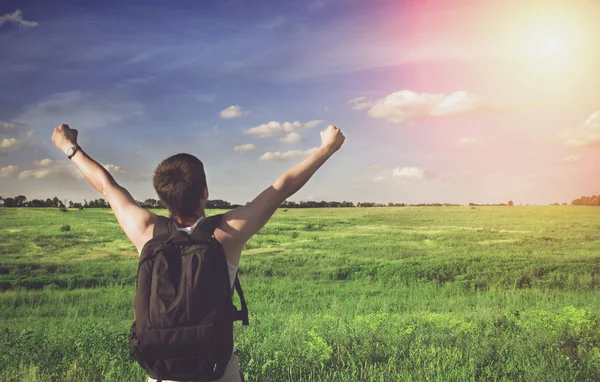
xmin=170 ymin=215 xmax=238 ymax=290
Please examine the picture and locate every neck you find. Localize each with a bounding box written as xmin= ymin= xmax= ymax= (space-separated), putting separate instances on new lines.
xmin=173 ymin=208 xmax=205 ymax=226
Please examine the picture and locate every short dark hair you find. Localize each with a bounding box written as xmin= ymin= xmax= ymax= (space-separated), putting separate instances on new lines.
xmin=153 ymin=153 xmax=207 ymax=218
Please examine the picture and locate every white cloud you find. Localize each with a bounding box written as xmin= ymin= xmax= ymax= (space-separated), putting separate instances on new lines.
xmin=366 ymin=90 xmax=487 ymax=123
xmin=430 ymin=91 xmax=484 ymax=116
xmin=392 ymin=166 xmax=425 ymax=180
xmin=0 ymin=9 xmax=38 ymax=28
xmin=372 ymin=166 xmax=427 ymax=182
xmin=34 ymin=158 xmax=54 ymax=167
xmin=16 ymin=91 xmax=143 ymax=130
xmin=259 ymin=147 xmax=318 ymax=162
xmin=556 ymin=155 xmax=579 ymax=164
xmin=132 ymin=173 xmax=153 ymax=182
xmin=18 ymin=158 xmax=80 ymax=180
xmin=281 ymin=132 xmax=302 ymax=144
xmin=0 ymin=165 xmax=18 ymax=178
xmin=303 ymin=120 xmax=325 ymax=129
xmin=244 ymin=121 xmax=302 ymax=138
xmin=102 ymin=163 xmax=125 ymax=173
xmin=245 ymin=120 xmax=321 ymax=139
xmin=1 ymin=121 xmax=15 ymax=130
xmin=220 ymin=105 xmax=250 ymax=119
xmin=561 ymin=111 xmax=600 ymax=147
xmin=18 ymin=169 xmax=54 ymax=180
xmin=0 ymin=138 xmax=21 ymax=152
xmin=348 ymin=96 xmax=373 ymax=111
xmin=233 ymin=143 xmax=256 ymax=153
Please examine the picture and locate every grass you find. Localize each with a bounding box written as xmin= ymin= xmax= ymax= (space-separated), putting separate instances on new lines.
xmin=0 ymin=206 xmax=599 ymax=381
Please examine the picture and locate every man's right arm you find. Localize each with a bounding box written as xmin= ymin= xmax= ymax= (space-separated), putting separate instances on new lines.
xmin=215 ymin=125 xmax=345 ymax=264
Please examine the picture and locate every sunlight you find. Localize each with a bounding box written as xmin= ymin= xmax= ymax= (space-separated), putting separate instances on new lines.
xmin=538 ymin=32 xmax=568 ymax=59
xmin=523 ymin=19 xmax=577 ymax=73
xmin=511 ymin=3 xmax=596 ymax=79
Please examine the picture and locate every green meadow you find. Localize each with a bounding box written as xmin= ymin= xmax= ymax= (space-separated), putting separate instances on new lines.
xmin=1 ymin=206 xmax=599 ymax=381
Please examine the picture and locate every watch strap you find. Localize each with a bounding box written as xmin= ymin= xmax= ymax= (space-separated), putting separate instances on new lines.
xmin=66 ymin=145 xmax=80 ymax=159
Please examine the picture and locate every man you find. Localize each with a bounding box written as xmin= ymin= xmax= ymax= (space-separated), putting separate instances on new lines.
xmin=51 ymin=123 xmax=345 ymax=381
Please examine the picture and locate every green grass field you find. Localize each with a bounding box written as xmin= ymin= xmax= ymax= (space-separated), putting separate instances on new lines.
xmin=1 ymin=206 xmax=599 ymax=381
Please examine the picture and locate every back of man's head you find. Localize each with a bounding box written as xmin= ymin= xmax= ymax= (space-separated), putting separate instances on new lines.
xmin=153 ymin=153 xmax=207 ymax=219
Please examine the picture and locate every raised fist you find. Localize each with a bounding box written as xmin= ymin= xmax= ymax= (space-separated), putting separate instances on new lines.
xmin=320 ymin=124 xmax=345 ymax=153
xmin=52 ymin=124 xmax=78 ymax=152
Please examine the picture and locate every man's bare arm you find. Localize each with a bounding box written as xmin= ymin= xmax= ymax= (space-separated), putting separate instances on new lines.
xmin=52 ymin=124 xmax=156 ymax=252
xmin=216 ymin=125 xmax=345 ymax=261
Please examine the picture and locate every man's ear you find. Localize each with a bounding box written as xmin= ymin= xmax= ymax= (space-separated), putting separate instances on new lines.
xmin=203 ymin=186 xmax=209 ymax=200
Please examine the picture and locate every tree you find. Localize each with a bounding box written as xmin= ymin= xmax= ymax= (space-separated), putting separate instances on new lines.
xmin=3 ymin=197 xmax=16 ymax=207
xmin=30 ymin=199 xmax=46 ymax=207
xmin=144 ymin=198 xmax=161 ymax=209
xmin=15 ymin=195 xmax=27 ymax=207
xmin=508 ymin=200 xmax=514 ymax=206
xmin=206 ymin=199 xmax=233 ymax=209
xmin=571 ymin=194 xmax=600 ymax=206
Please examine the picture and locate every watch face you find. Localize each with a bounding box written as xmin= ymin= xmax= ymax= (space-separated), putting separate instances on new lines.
xmin=67 ymin=147 xmax=74 ymax=156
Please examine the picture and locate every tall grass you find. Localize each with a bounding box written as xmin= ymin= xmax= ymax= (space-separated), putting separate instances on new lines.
xmin=0 ymin=206 xmax=599 ymax=381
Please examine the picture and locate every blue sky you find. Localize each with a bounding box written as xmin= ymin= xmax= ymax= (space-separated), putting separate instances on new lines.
xmin=1 ymin=0 xmax=600 ymax=205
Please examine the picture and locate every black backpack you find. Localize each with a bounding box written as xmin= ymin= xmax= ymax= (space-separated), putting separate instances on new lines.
xmin=129 ymin=214 xmax=249 ymax=381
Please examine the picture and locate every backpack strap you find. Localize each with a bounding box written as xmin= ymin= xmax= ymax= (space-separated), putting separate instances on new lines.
xmin=193 ymin=214 xmax=224 ymax=237
xmin=153 ymin=215 xmax=172 ymax=237
xmin=233 ymin=274 xmax=249 ymax=326
xmin=154 ymin=214 xmax=221 ymax=238
xmin=190 ymin=213 xmax=250 ymax=325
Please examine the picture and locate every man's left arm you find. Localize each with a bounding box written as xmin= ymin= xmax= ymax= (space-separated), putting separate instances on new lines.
xmin=52 ymin=124 xmax=156 ymax=253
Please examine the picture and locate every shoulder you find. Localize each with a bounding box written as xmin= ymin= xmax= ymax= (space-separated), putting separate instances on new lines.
xmin=136 ymin=213 xmax=160 ymax=256
xmin=213 ymin=212 xmax=243 ymax=267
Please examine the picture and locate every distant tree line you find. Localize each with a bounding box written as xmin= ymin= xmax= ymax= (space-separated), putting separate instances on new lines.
xmin=0 ymin=195 xmax=463 ymax=209
xmin=468 ymin=201 xmax=514 ymax=207
xmin=136 ymin=198 xmax=243 ymax=209
xmin=0 ymin=195 xmax=244 ymax=209
xmin=0 ymin=195 xmax=66 ymax=208
xmin=571 ymin=195 xmax=600 ymax=206
xmin=3 ymin=194 xmax=596 ymax=208
xmin=280 ymin=200 xmax=356 ymax=208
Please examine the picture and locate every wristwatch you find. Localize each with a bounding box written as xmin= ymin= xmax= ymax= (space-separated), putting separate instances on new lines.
xmin=66 ymin=145 xmax=80 ymax=159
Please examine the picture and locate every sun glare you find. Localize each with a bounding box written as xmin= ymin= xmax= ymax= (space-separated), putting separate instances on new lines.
xmin=506 ymin=2 xmax=597 ymax=79
xmin=524 ymin=21 xmax=576 ymax=72
xmin=538 ymin=32 xmax=567 ymax=58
